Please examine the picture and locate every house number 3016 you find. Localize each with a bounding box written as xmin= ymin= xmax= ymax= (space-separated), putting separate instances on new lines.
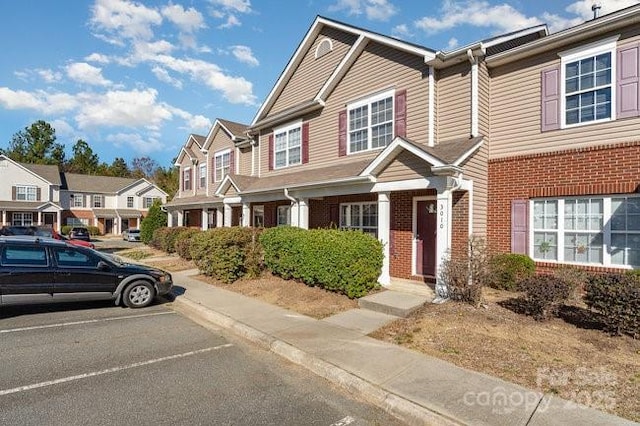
xmin=439 ymin=203 xmax=445 ymax=229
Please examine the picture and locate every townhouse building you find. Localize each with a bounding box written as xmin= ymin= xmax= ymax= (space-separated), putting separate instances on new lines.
xmin=0 ymin=155 xmax=167 ymax=234
xmin=166 ymin=5 xmax=640 ymax=287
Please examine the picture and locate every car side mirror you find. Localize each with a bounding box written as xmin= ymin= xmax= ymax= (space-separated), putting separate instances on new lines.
xmin=97 ymin=261 xmax=111 ymax=271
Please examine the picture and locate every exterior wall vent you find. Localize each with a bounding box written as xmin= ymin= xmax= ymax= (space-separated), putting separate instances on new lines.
xmin=315 ymin=38 xmax=333 ymax=59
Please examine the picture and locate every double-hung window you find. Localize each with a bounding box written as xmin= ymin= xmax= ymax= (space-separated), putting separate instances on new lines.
xmin=92 ymin=195 xmax=103 ymax=208
xmin=127 ymin=196 xmax=134 ymax=208
xmin=339 ymin=203 xmax=378 ymax=237
xmin=183 ymin=168 xmax=191 ymax=190
xmin=560 ymin=37 xmax=617 ymax=127
xmin=273 ymin=122 xmax=301 ymax=169
xmin=531 ymin=196 xmax=640 ymax=267
xmin=16 ymin=185 xmax=37 ymax=201
xmin=253 ymin=205 xmax=264 ymax=227
xmin=199 ymin=164 xmax=206 ymax=188
xmin=348 ymin=90 xmax=394 ymax=154
xmin=73 ymin=194 xmax=84 ymax=208
xmin=11 ymin=212 xmax=33 ymax=226
xmin=277 ymin=205 xmax=291 ymax=226
xmin=215 ymin=150 xmax=230 ymax=182
xmin=143 ymin=197 xmax=157 ymax=209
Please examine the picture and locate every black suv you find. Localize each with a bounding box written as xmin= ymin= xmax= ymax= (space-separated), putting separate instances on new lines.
xmin=69 ymin=227 xmax=91 ymax=242
xmin=0 ymin=236 xmax=172 ymax=308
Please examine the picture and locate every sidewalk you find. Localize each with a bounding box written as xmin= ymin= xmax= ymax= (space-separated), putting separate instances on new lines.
xmin=168 ymin=269 xmax=636 ymax=426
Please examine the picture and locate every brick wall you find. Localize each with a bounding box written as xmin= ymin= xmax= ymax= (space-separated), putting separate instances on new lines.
xmin=488 ymin=141 xmax=640 ymax=264
xmin=63 ymin=210 xmax=96 ymax=226
xmin=451 ymin=190 xmax=469 ymax=258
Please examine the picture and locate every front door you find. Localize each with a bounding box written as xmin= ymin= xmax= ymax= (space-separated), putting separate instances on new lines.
xmin=105 ymin=219 xmax=113 ymax=234
xmin=416 ymin=200 xmax=437 ymax=277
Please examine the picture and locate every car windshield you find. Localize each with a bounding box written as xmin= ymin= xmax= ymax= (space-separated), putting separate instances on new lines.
xmin=92 ymin=249 xmax=126 ymax=267
xmin=127 ymin=229 xmax=140 ymax=234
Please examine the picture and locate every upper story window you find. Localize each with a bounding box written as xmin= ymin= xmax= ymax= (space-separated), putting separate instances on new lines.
xmin=315 ymin=38 xmax=333 ymax=59
xmin=127 ymin=196 xmax=134 ymax=208
xmin=199 ymin=164 xmax=206 ymax=188
xmin=560 ymin=37 xmax=617 ymax=128
xmin=73 ymin=194 xmax=85 ymax=208
xmin=143 ymin=197 xmax=159 ymax=208
xmin=16 ymin=185 xmax=37 ymax=201
xmin=92 ymin=195 xmax=103 ymax=208
xmin=348 ymin=90 xmax=394 ymax=154
xmin=183 ymin=167 xmax=191 ymax=191
xmin=215 ymin=150 xmax=230 ymax=182
xmin=274 ymin=122 xmax=301 ymax=169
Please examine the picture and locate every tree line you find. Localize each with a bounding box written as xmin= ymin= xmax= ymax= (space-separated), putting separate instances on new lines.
xmin=0 ymin=120 xmax=178 ymax=199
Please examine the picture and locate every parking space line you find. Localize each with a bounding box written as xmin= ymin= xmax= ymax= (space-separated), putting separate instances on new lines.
xmin=0 ymin=343 xmax=233 ymax=396
xmin=0 ymin=311 xmax=176 ymax=334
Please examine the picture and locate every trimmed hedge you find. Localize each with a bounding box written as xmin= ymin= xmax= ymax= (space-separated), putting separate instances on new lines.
xmin=61 ymin=225 xmax=99 ymax=236
xmin=190 ymin=227 xmax=262 ymax=284
xmin=517 ymin=274 xmax=572 ymax=321
xmin=260 ymin=226 xmax=382 ymax=298
xmin=175 ymin=228 xmax=201 ymax=260
xmin=150 ymin=226 xmax=195 ymax=253
xmin=585 ymin=273 xmax=640 ymax=337
xmin=488 ymin=253 xmax=535 ymax=291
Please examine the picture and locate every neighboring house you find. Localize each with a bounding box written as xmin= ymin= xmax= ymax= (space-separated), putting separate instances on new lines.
xmin=167 ymin=5 xmax=640 ymax=287
xmin=0 ymin=154 xmax=168 ymax=234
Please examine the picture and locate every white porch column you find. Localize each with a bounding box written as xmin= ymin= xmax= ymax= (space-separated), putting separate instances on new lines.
xmin=290 ymin=202 xmax=299 ymax=227
xmin=201 ymin=210 xmax=208 ymax=230
xmin=435 ymin=189 xmax=453 ymax=298
xmin=298 ymin=198 xmax=309 ymax=230
xmin=37 ymin=211 xmax=42 ymax=226
xmin=377 ymin=192 xmax=391 ymax=286
xmin=56 ymin=210 xmax=61 ymax=232
xmin=2 ymin=210 xmax=7 ymax=226
xmin=216 ymin=208 xmax=224 ymax=228
xmin=242 ymin=203 xmax=251 ymax=227
xmin=223 ymin=204 xmax=232 ymax=227
xmin=177 ymin=211 xmax=184 ymax=227
xmin=167 ymin=212 xmax=174 ymax=227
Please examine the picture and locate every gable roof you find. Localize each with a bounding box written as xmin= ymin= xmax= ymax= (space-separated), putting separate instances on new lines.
xmin=174 ymin=133 xmax=207 ymax=165
xmin=251 ymin=15 xmax=436 ymax=127
xmin=64 ymin=173 xmax=139 ymax=193
xmin=18 ymin=162 xmax=63 ymax=186
xmin=202 ymin=118 xmax=250 ymax=151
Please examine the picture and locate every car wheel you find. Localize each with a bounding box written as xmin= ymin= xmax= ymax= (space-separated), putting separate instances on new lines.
xmin=123 ymin=281 xmax=155 ymax=308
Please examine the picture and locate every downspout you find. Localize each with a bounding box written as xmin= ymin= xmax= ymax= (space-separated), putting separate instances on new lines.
xmin=283 ymin=188 xmax=299 ymax=227
xmin=428 ymin=65 xmax=435 ymax=147
xmin=467 ymin=49 xmax=479 ymax=138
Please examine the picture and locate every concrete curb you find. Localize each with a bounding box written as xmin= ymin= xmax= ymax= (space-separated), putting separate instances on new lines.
xmin=170 ymin=295 xmax=462 ymax=426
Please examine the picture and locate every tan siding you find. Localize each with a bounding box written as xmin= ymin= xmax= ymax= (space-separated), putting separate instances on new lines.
xmin=238 ymin=145 xmax=252 ymax=176
xmin=225 ymin=185 xmax=238 ymax=197
xmin=377 ymin=151 xmax=432 ymax=182
xmin=491 ymin=29 xmax=640 ymax=158
xmin=461 ymin=144 xmax=488 ymax=236
xmin=259 ymin=41 xmax=431 ymax=178
xmin=437 ymin=62 xmax=471 ymax=141
xmin=269 ymin=28 xmax=358 ymax=116
xmin=478 ymin=61 xmax=490 ymax=138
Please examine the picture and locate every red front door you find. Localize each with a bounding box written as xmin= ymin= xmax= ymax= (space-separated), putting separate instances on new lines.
xmin=416 ymin=200 xmax=437 ymax=276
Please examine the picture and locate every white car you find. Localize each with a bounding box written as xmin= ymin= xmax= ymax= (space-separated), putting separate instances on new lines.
xmin=122 ymin=228 xmax=141 ymax=242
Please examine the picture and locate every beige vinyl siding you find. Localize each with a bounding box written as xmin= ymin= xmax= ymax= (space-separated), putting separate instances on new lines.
xmin=490 ymin=30 xmax=640 ymax=159
xmin=208 ymin=128 xmax=237 ymax=194
xmin=192 ymin=149 xmax=207 ymax=197
xmin=269 ymin=28 xmax=358 ymax=116
xmin=377 ymin=151 xmax=432 ymax=182
xmin=478 ymin=61 xmax=490 ymax=137
xmin=225 ymin=185 xmax=238 ymax=197
xmin=238 ymin=145 xmax=252 ymax=176
xmin=259 ymin=41 xmax=430 ymax=178
xmin=437 ymin=62 xmax=471 ymax=142
xmin=461 ymin=144 xmax=488 ymax=235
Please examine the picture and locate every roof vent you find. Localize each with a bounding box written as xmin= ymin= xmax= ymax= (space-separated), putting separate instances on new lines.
xmin=315 ymin=38 xmax=333 ymax=59
xmin=592 ymin=2 xmax=601 ymax=19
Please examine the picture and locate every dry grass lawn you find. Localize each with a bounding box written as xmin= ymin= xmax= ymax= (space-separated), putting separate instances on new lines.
xmin=143 ymin=257 xmax=196 ymax=272
xmin=370 ymin=288 xmax=640 ymax=422
xmin=196 ymin=273 xmax=358 ymax=319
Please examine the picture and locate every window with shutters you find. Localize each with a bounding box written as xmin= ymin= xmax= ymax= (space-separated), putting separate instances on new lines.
xmin=277 ymin=205 xmax=291 ymax=226
xmin=92 ymin=194 xmax=103 ymax=208
xmin=73 ymin=194 xmax=85 ymax=208
xmin=560 ymin=37 xmax=617 ymax=127
xmin=347 ymin=90 xmax=394 ymax=154
xmin=214 ymin=150 xmax=230 ymax=182
xmin=531 ymin=196 xmax=640 ymax=267
xmin=273 ymin=122 xmax=301 ymax=169
xmin=16 ymin=185 xmax=37 ymax=201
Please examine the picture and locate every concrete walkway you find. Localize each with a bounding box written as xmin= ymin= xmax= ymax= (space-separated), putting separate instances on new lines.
xmin=167 ymin=269 xmax=635 ymax=426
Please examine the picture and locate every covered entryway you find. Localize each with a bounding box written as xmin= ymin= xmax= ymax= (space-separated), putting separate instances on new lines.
xmin=414 ymin=197 xmax=438 ymax=277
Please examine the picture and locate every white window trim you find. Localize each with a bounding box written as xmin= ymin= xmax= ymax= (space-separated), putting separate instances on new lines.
xmin=199 ymin=163 xmax=207 ymax=188
xmin=339 ymin=202 xmax=378 ymax=234
xmin=529 ymin=195 xmax=640 ymax=268
xmin=127 ymin=196 xmax=134 ymax=208
xmin=12 ymin=212 xmax=33 ymax=226
xmin=214 ymin=149 xmax=231 ymax=182
xmin=347 ymin=88 xmax=395 ymax=155
xmin=559 ymin=36 xmax=619 ymax=129
xmin=277 ymin=205 xmax=291 ymax=226
xmin=314 ymin=38 xmax=333 ymax=59
xmin=16 ymin=185 xmax=37 ymax=201
xmin=253 ymin=205 xmax=265 ymax=227
xmin=273 ymin=120 xmax=302 ymax=170
xmin=92 ymin=194 xmax=103 ymax=208
xmin=183 ymin=167 xmax=191 ymax=190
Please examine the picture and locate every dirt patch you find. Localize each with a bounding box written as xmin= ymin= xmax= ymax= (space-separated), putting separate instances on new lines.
xmin=144 ymin=258 xmax=196 ymax=272
xmin=196 ymin=273 xmax=358 ymax=319
xmin=370 ymin=288 xmax=640 ymax=422
xmin=115 ymin=247 xmax=166 ymax=259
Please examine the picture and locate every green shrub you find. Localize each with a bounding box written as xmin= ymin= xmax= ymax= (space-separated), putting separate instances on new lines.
xmin=140 ymin=200 xmax=167 ymax=244
xmin=87 ymin=225 xmax=100 ymax=236
xmin=61 ymin=225 xmax=72 ymax=236
xmin=174 ymin=228 xmax=201 ymax=260
xmin=488 ymin=253 xmax=535 ymax=291
xmin=190 ymin=227 xmax=261 ymax=284
xmin=150 ymin=226 xmax=195 ymax=253
xmin=585 ymin=273 xmax=640 ymax=337
xmin=517 ymin=274 xmax=572 ymax=321
xmin=260 ymin=227 xmax=382 ymax=298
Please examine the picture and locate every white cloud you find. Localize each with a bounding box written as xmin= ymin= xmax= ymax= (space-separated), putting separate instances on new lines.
xmin=161 ymin=4 xmax=206 ymax=33
xmin=90 ymin=0 xmax=162 ymax=41
xmin=208 ymin=0 xmax=252 ymax=14
xmin=36 ymin=69 xmax=63 ymax=83
xmin=566 ymin=0 xmax=639 ymax=20
xmin=447 ymin=37 xmax=459 ymax=49
xmin=230 ymin=45 xmax=259 ymax=66
xmin=106 ymin=132 xmax=164 ymax=154
xmin=66 ymin=62 xmax=112 ymax=86
xmin=49 ymin=119 xmax=76 ymax=137
xmin=85 ymin=52 xmax=111 ymax=64
xmin=329 ymin=0 xmax=398 ymax=21
xmin=151 ymin=66 xmax=183 ymax=89
xmin=0 ymin=88 xmax=79 ymax=114
xmin=218 ymin=14 xmax=241 ymax=29
xmin=168 ymin=107 xmax=211 ymax=131
xmin=391 ymin=23 xmax=412 ymax=39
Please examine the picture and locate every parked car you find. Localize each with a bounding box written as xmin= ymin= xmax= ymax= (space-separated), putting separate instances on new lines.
xmin=122 ymin=228 xmax=141 ymax=242
xmin=0 ymin=236 xmax=172 ymax=308
xmin=69 ymin=227 xmax=91 ymax=242
xmin=0 ymin=226 xmax=36 ymax=236
xmin=52 ymin=230 xmax=95 ymax=249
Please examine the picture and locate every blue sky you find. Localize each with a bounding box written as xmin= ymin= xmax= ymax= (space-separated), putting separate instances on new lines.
xmin=0 ymin=0 xmax=638 ymax=168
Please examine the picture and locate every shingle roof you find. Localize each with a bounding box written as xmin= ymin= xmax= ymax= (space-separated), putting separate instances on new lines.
xmin=191 ymin=134 xmax=206 ymax=148
xmin=164 ymin=194 xmax=218 ymax=208
xmin=422 ymin=136 xmax=484 ymax=164
xmin=0 ymin=201 xmax=62 ymax=210
xmin=218 ymin=118 xmax=249 ymax=138
xmin=19 ymin=163 xmax=62 ymax=185
xmin=64 ymin=173 xmax=139 ymax=193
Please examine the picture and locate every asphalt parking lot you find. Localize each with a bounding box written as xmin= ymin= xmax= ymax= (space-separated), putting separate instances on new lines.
xmin=0 ymin=301 xmax=403 ymax=426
